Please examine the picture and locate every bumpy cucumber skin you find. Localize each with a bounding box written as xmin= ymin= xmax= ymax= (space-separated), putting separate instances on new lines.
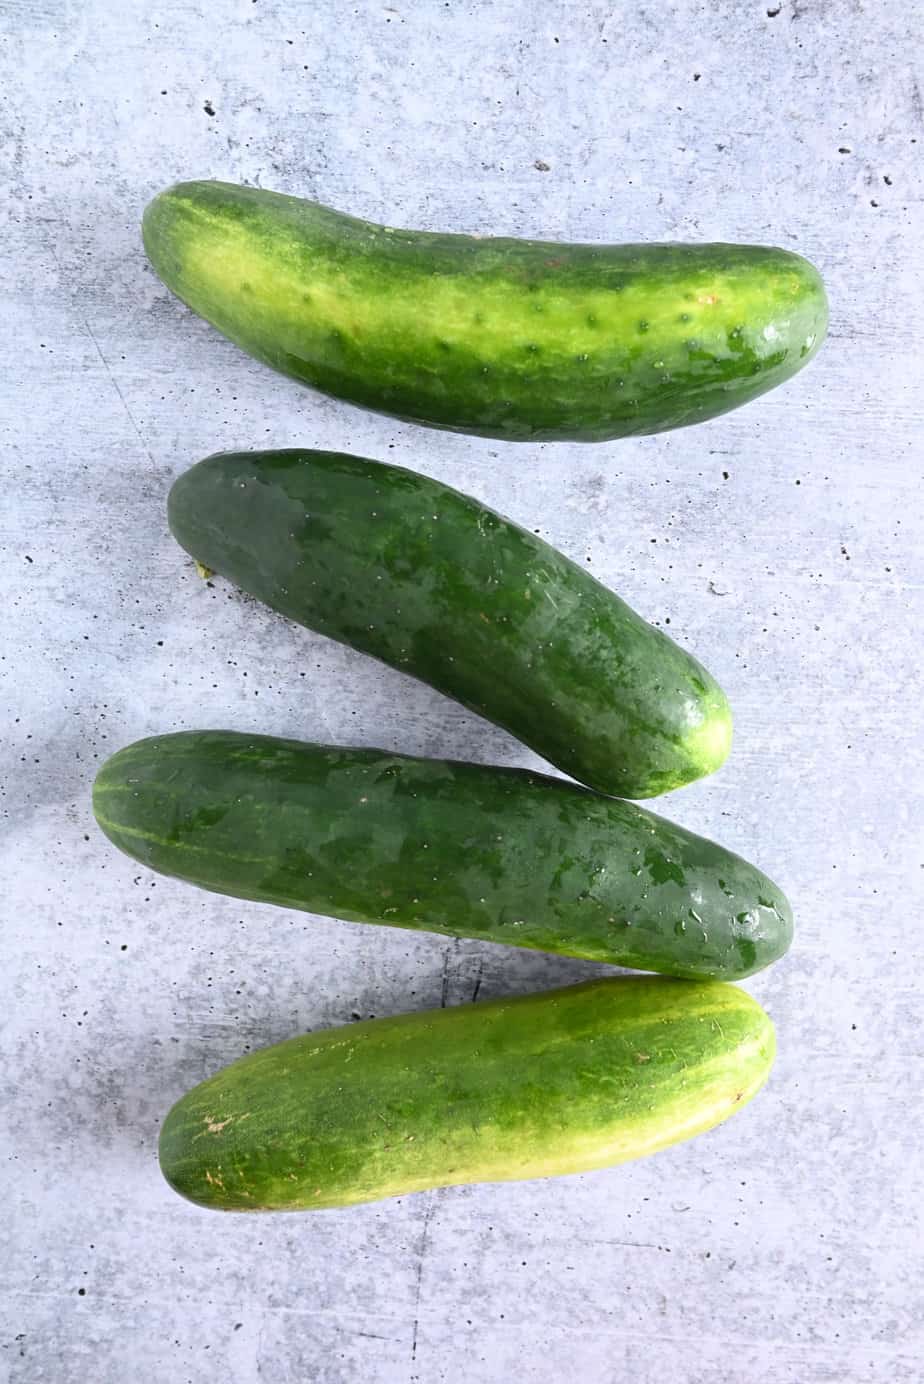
xmin=158 ymin=976 xmax=776 ymax=1211
xmin=93 ymin=732 xmax=792 ymax=981
xmin=168 ymin=449 xmax=731 ymax=799
xmin=142 ymin=180 xmax=828 ymax=443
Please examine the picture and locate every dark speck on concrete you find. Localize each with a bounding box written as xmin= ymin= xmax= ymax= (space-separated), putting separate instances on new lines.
xmin=533 ymin=159 xmax=550 ymax=172
xmin=203 ymin=100 xmax=216 ymax=116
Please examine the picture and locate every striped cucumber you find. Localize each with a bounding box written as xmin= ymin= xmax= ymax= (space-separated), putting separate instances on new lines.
xmin=93 ymin=732 xmax=793 ymax=980
xmin=168 ymin=449 xmax=732 ymax=799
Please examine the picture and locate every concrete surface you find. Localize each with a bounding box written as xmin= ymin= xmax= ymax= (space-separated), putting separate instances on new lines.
xmin=2 ymin=2 xmax=922 ymax=1381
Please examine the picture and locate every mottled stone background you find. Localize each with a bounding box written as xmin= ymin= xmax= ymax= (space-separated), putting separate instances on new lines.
xmin=1 ymin=2 xmax=921 ymax=1380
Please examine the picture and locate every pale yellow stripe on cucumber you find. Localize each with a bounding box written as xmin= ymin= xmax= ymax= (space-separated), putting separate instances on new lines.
xmin=177 ymin=216 xmax=768 ymax=363
xmin=92 ymin=812 xmax=275 ymax=867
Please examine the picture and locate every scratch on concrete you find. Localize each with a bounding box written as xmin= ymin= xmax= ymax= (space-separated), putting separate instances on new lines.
xmin=82 ymin=312 xmax=157 ymax=469
xmin=409 ymin=1194 xmax=436 ymax=1373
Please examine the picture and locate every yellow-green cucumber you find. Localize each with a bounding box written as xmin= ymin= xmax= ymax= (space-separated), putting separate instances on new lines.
xmin=143 ymin=179 xmax=828 ymax=442
xmin=159 ymin=976 xmax=776 ymax=1211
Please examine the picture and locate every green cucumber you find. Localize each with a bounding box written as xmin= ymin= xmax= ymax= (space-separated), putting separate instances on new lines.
xmin=168 ymin=449 xmax=732 ymax=799
xmin=159 ymin=976 xmax=775 ymax=1211
xmin=142 ymin=180 xmax=827 ymax=443
xmin=93 ymin=732 xmax=792 ymax=980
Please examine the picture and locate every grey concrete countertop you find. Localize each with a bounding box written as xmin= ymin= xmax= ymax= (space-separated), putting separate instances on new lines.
xmin=2 ymin=2 xmax=922 ymax=1381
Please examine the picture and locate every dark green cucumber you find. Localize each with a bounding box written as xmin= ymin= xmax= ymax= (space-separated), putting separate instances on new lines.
xmin=93 ymin=732 xmax=792 ymax=980
xmin=168 ymin=449 xmax=732 ymax=799
xmin=159 ymin=976 xmax=776 ymax=1211
xmin=142 ymin=180 xmax=828 ymax=443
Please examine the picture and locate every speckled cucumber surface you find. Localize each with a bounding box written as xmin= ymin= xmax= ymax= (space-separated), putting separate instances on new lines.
xmin=158 ymin=976 xmax=776 ymax=1211
xmin=93 ymin=732 xmax=793 ymax=980
xmin=143 ymin=180 xmax=828 ymax=442
xmin=168 ymin=449 xmax=732 ymax=799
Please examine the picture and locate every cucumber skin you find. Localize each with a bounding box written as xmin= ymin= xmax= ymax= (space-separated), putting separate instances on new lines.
xmin=142 ymin=180 xmax=828 ymax=443
xmin=167 ymin=449 xmax=732 ymax=800
xmin=92 ymin=732 xmax=792 ymax=981
xmin=158 ymin=976 xmax=775 ymax=1211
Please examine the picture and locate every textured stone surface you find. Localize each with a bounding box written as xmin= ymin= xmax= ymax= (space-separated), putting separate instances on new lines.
xmin=1 ymin=2 xmax=922 ymax=1381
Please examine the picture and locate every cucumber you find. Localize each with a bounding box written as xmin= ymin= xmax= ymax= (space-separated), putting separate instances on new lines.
xmin=142 ymin=180 xmax=827 ymax=443
xmin=92 ymin=732 xmax=792 ymax=980
xmin=159 ymin=976 xmax=775 ymax=1211
xmin=168 ymin=449 xmax=732 ymax=799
